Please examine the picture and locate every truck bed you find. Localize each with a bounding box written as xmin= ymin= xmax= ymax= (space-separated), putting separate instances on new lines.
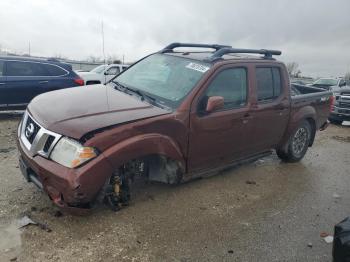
xmin=290 ymin=83 xmax=332 ymax=129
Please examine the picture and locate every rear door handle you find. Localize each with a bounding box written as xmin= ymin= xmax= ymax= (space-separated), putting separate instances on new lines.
xmin=241 ymin=113 xmax=253 ymax=124
xmin=274 ymin=105 xmax=286 ymax=110
xmin=39 ymin=81 xmax=49 ymax=84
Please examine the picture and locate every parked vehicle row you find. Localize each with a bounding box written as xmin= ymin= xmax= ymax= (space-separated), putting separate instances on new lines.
xmin=0 ymin=56 xmax=84 ymax=110
xmin=309 ymin=77 xmax=347 ymax=90
xmin=16 ymin=43 xmax=332 ymax=213
xmin=329 ymin=86 xmax=350 ymax=124
xmin=77 ymin=63 xmax=129 ymax=85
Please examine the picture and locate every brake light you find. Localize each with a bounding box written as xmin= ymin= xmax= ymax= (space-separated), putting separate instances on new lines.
xmin=74 ymin=78 xmax=84 ymax=86
xmin=329 ymin=95 xmax=335 ymax=112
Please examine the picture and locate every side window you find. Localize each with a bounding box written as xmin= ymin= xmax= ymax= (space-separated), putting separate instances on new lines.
xmin=6 ymin=61 xmax=47 ymax=76
xmin=201 ymin=68 xmax=247 ymax=111
xmin=29 ymin=63 xmax=48 ymax=76
xmin=0 ymin=61 xmax=4 ymax=76
xmin=256 ymin=67 xmax=282 ymax=102
xmin=106 ymin=67 xmax=120 ymax=75
xmin=339 ymin=80 xmax=346 ymax=87
xmin=44 ymin=64 xmax=67 ymax=76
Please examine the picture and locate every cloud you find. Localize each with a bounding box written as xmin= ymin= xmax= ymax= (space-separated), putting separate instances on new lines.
xmin=0 ymin=0 xmax=349 ymax=77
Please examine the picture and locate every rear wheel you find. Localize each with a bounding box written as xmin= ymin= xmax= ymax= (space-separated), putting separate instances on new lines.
xmin=277 ymin=120 xmax=312 ymax=163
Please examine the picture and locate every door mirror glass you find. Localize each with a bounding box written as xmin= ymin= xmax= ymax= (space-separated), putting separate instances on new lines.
xmin=206 ymin=96 xmax=224 ymax=113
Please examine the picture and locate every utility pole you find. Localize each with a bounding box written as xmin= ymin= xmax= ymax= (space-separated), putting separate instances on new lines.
xmin=28 ymin=41 xmax=31 ymax=56
xmin=122 ymin=54 xmax=125 ymax=64
xmin=101 ymin=21 xmax=105 ymax=64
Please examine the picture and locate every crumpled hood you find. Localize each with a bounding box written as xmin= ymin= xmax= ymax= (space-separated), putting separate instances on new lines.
xmin=28 ymin=84 xmax=170 ymax=139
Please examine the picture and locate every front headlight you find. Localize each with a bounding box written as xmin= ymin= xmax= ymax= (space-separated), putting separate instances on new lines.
xmin=50 ymin=137 xmax=98 ymax=168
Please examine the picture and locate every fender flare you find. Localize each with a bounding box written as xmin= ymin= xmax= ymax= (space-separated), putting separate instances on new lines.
xmin=279 ymin=105 xmax=317 ymax=151
xmin=102 ymin=133 xmax=186 ymax=172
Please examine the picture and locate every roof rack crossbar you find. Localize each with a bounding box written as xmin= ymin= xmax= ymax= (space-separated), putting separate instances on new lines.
xmin=209 ymin=48 xmax=282 ymax=61
xmin=160 ymin=42 xmax=232 ymax=53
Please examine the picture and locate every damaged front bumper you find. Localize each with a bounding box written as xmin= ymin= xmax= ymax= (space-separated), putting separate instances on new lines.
xmin=17 ymin=137 xmax=114 ymax=214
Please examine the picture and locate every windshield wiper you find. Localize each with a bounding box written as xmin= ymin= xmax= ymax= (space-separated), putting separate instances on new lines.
xmin=113 ymin=80 xmax=127 ymax=91
xmin=113 ymin=81 xmax=157 ymax=104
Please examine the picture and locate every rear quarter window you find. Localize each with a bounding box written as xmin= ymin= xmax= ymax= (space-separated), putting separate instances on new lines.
xmin=256 ymin=67 xmax=282 ymax=102
xmin=44 ymin=64 xmax=68 ymax=76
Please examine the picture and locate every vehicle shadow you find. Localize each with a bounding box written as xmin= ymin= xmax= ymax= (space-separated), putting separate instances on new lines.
xmin=0 ymin=111 xmax=24 ymax=120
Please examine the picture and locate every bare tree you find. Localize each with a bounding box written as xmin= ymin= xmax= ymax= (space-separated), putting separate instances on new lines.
xmin=86 ymin=55 xmax=102 ymax=63
xmin=286 ymin=62 xmax=300 ymax=77
xmin=53 ymin=54 xmax=67 ymax=60
xmin=106 ymin=55 xmax=121 ymax=64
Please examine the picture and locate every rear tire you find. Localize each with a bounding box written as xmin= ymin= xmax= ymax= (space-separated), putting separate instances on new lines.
xmin=277 ymin=120 xmax=312 ymax=163
xmin=329 ymin=119 xmax=343 ymax=125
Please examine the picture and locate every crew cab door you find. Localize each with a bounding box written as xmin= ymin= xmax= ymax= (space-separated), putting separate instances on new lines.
xmin=188 ymin=65 xmax=254 ymax=172
xmin=248 ymin=66 xmax=290 ymax=152
xmin=5 ymin=60 xmax=51 ymax=105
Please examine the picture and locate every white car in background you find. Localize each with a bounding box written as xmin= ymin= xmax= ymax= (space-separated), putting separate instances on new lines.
xmin=77 ymin=64 xmax=129 ymax=85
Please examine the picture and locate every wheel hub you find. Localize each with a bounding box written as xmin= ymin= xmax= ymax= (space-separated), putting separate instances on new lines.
xmin=292 ymin=127 xmax=308 ymax=156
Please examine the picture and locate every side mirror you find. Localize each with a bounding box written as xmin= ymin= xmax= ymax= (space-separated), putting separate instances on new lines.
xmin=206 ymin=96 xmax=224 ymax=113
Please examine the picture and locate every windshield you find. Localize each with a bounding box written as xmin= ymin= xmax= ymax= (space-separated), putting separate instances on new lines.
xmin=314 ymin=78 xmax=338 ymax=86
xmin=114 ymin=54 xmax=211 ymax=108
xmin=91 ymin=65 xmax=107 ymax=74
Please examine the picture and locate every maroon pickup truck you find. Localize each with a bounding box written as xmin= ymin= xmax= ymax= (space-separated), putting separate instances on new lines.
xmin=17 ymin=43 xmax=332 ymax=213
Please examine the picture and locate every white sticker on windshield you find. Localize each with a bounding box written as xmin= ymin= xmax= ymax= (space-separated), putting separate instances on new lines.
xmin=186 ymin=62 xmax=210 ymax=73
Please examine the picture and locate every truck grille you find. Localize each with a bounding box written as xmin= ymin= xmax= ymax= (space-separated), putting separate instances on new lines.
xmin=24 ymin=116 xmax=40 ymax=143
xmin=43 ymin=135 xmax=55 ymax=153
xmin=339 ymin=109 xmax=350 ymax=114
xmin=339 ymin=102 xmax=350 ymax=109
xmin=19 ymin=111 xmax=62 ymax=158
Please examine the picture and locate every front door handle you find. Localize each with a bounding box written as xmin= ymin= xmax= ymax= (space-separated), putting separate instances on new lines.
xmin=39 ymin=81 xmax=49 ymax=84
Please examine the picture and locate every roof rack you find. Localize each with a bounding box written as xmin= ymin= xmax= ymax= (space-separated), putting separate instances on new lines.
xmin=160 ymin=42 xmax=282 ymax=61
xmin=160 ymin=42 xmax=232 ymax=53
xmin=208 ymin=47 xmax=282 ymax=61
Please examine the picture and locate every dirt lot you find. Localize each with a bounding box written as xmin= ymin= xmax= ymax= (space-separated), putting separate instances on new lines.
xmin=0 ymin=113 xmax=349 ymax=262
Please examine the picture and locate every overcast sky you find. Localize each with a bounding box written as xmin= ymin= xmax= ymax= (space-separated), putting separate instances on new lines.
xmin=0 ymin=0 xmax=349 ymax=77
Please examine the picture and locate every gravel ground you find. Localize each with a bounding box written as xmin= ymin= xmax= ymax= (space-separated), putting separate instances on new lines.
xmin=0 ymin=112 xmax=349 ymax=262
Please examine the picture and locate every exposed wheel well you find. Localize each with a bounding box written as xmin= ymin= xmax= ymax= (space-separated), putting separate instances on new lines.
xmin=116 ymin=154 xmax=184 ymax=185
